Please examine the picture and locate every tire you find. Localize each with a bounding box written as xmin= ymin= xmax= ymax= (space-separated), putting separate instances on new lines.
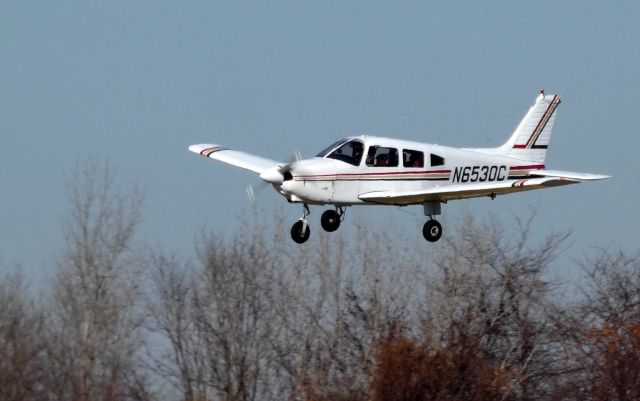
xmin=291 ymin=220 xmax=311 ymax=244
xmin=320 ymin=210 xmax=341 ymax=232
xmin=423 ymin=220 xmax=442 ymax=242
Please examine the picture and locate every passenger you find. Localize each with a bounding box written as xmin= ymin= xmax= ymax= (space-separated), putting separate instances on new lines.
xmin=366 ymin=148 xmax=377 ymax=166
xmin=376 ymin=154 xmax=389 ymax=166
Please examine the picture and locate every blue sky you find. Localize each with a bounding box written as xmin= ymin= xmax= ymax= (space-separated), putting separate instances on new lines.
xmin=1 ymin=2 xmax=638 ymax=280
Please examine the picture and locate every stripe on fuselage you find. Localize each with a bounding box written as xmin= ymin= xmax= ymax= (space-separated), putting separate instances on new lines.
xmin=294 ymin=170 xmax=451 ymax=182
xmin=293 ymin=165 xmax=545 ymax=182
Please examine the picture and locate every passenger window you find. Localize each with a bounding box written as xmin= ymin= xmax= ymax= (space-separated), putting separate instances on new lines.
xmin=430 ymin=153 xmax=445 ymax=167
xmin=366 ymin=146 xmax=398 ymax=167
xmin=403 ymin=149 xmax=424 ymax=168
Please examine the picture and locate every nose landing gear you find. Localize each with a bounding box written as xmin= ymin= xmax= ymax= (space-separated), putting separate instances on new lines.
xmin=290 ymin=205 xmax=348 ymax=243
xmin=291 ymin=204 xmax=311 ymax=244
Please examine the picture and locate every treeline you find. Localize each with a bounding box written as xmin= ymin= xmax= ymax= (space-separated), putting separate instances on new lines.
xmin=1 ymin=164 xmax=639 ymax=401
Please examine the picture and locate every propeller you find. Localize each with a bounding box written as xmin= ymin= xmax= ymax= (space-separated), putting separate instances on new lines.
xmin=246 ymin=150 xmax=301 ymax=202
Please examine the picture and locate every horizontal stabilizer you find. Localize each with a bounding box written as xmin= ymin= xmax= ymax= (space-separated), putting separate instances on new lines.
xmin=530 ymin=169 xmax=610 ymax=181
xmin=189 ymin=144 xmax=279 ymax=174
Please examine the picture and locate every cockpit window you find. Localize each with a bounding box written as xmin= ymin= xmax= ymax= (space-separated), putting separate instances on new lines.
xmin=366 ymin=146 xmax=399 ymax=167
xmin=326 ymin=140 xmax=364 ymax=166
xmin=316 ymin=139 xmax=348 ymax=157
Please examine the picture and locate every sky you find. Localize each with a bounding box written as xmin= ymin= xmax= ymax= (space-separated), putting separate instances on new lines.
xmin=1 ymin=2 xmax=638 ymax=283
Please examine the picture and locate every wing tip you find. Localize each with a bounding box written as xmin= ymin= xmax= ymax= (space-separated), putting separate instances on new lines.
xmin=188 ymin=144 xmax=226 ymax=156
xmin=576 ymin=174 xmax=611 ymax=181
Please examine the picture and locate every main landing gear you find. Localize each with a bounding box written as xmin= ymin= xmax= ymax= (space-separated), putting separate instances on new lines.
xmin=423 ymin=218 xmax=442 ymax=242
xmin=422 ymin=201 xmax=443 ymax=243
xmin=320 ymin=207 xmax=345 ymax=232
xmin=290 ymin=205 xmax=346 ymax=244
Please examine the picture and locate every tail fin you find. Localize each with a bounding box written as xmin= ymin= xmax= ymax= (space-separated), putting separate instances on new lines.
xmin=496 ymin=91 xmax=561 ymax=164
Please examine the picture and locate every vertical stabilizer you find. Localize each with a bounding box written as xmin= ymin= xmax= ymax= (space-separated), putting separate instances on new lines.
xmin=496 ymin=91 xmax=561 ymax=164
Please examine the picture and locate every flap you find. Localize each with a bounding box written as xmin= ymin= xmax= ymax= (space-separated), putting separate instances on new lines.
xmin=359 ymin=177 xmax=578 ymax=205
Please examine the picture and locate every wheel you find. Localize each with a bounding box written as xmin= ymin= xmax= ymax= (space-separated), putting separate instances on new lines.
xmin=291 ymin=220 xmax=311 ymax=244
xmin=320 ymin=210 xmax=341 ymax=232
xmin=423 ymin=220 xmax=442 ymax=242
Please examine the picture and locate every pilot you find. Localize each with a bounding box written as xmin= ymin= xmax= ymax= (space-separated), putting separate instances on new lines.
xmin=353 ymin=147 xmax=363 ymax=165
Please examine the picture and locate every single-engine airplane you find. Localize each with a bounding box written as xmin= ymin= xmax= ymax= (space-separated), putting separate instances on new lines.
xmin=189 ymin=91 xmax=609 ymax=244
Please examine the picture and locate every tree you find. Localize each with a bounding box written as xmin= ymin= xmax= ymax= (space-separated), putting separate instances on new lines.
xmin=559 ymin=250 xmax=640 ymax=401
xmin=372 ymin=213 xmax=569 ymax=401
xmin=42 ymin=162 xmax=150 ymax=401
xmin=371 ymin=330 xmax=511 ymax=401
xmin=0 ymin=269 xmax=47 ymax=401
xmin=145 ymin=252 xmax=209 ymax=401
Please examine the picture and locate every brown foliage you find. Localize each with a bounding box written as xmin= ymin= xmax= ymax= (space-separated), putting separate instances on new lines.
xmin=371 ymin=331 xmax=512 ymax=401
xmin=587 ymin=322 xmax=640 ymax=400
xmin=556 ymin=251 xmax=640 ymax=401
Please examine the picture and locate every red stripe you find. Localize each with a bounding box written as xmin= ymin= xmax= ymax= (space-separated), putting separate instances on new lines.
xmin=525 ymin=95 xmax=557 ymax=148
xmin=513 ymin=95 xmax=558 ymax=149
xmin=510 ymin=164 xmax=545 ymax=170
xmin=529 ymin=95 xmax=560 ymax=148
xmin=201 ymin=146 xmax=227 ymax=156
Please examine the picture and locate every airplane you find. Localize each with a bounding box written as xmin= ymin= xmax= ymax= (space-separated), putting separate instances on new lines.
xmin=189 ymin=91 xmax=609 ymax=244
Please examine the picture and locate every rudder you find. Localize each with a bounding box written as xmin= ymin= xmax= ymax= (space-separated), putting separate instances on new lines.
xmin=497 ymin=91 xmax=561 ymax=164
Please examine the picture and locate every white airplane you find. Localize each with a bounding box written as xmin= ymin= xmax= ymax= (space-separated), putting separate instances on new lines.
xmin=190 ymin=91 xmax=608 ymax=244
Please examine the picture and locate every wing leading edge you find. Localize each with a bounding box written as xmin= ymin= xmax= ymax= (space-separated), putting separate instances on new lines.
xmin=359 ymin=169 xmax=609 ymax=205
xmin=189 ymin=144 xmax=280 ymax=174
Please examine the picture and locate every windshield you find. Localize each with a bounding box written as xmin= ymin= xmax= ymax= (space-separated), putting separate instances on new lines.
xmin=326 ymin=140 xmax=364 ymax=166
xmin=315 ymin=139 xmax=348 ymax=157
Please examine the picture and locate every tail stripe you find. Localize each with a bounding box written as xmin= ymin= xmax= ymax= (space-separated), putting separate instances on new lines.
xmin=513 ymin=95 xmax=560 ymax=149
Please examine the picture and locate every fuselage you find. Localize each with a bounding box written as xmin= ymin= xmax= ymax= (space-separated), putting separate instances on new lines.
xmin=276 ymin=135 xmax=544 ymax=205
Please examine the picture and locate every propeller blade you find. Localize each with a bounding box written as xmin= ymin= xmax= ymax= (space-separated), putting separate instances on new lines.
xmin=246 ymin=181 xmax=269 ymax=203
xmin=246 ymin=185 xmax=256 ymax=203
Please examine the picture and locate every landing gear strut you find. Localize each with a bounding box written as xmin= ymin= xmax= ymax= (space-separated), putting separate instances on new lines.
xmin=321 ymin=207 xmax=344 ymax=232
xmin=291 ymin=204 xmax=311 ymax=244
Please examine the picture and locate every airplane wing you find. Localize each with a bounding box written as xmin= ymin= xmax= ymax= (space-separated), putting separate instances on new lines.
xmin=189 ymin=144 xmax=280 ymax=174
xmin=359 ymin=169 xmax=609 ymax=205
